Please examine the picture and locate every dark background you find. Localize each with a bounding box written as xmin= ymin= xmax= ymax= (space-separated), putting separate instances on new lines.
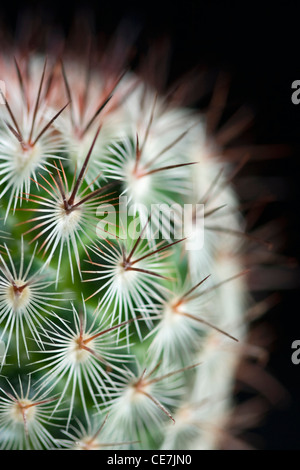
xmin=1 ymin=0 xmax=300 ymax=450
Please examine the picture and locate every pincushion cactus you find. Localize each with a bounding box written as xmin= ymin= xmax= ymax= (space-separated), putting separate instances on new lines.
xmin=0 ymin=29 xmax=272 ymax=450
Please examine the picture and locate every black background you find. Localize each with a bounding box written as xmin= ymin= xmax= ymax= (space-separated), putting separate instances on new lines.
xmin=1 ymin=0 xmax=300 ymax=450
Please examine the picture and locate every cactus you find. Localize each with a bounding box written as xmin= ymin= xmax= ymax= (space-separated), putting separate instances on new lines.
xmin=0 ymin=30 xmax=271 ymax=451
